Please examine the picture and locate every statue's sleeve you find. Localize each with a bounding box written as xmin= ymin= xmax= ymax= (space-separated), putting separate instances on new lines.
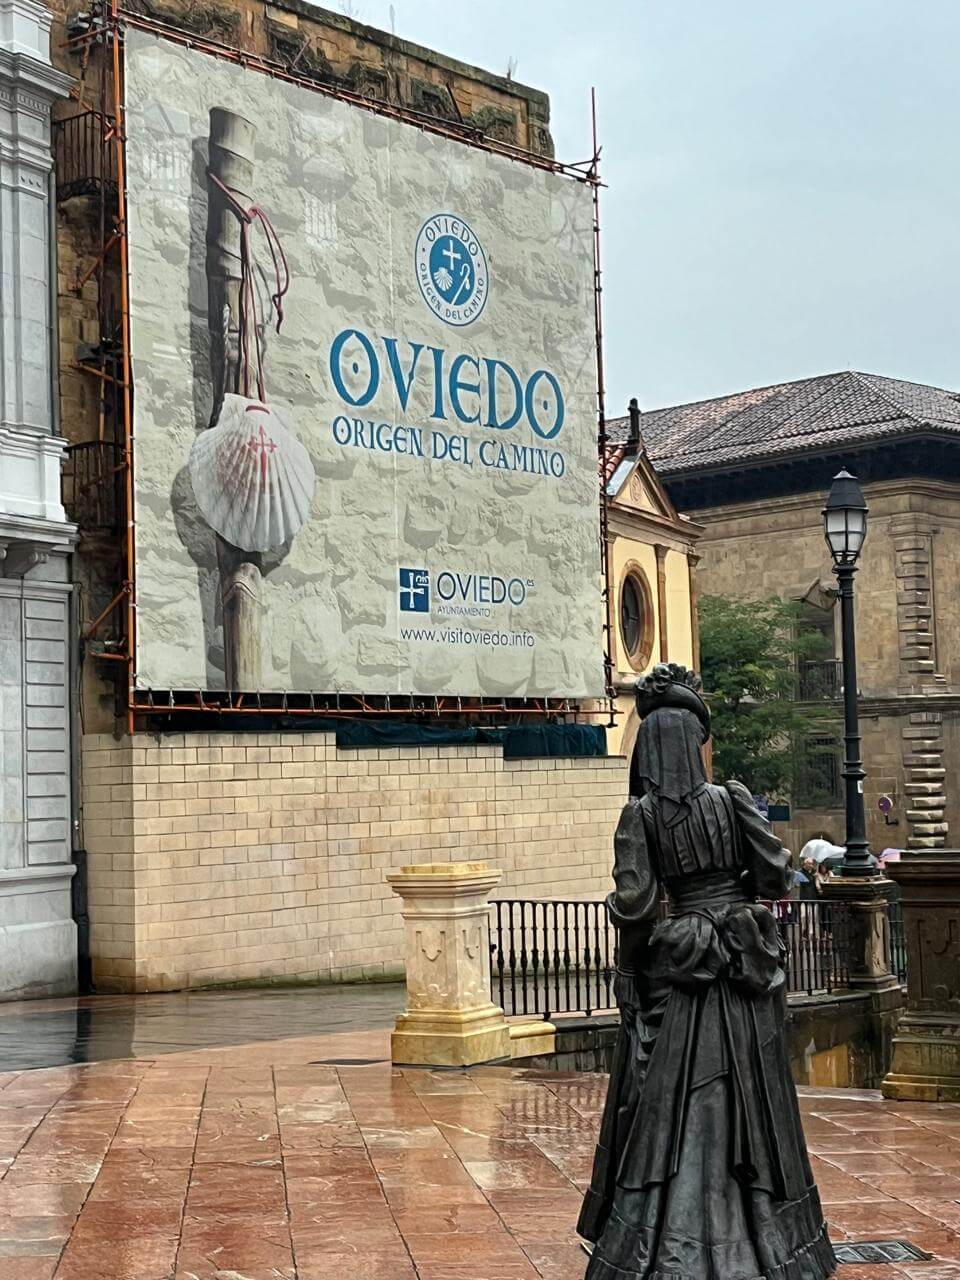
xmin=726 ymin=778 xmax=792 ymax=901
xmin=606 ymin=797 xmax=660 ymax=976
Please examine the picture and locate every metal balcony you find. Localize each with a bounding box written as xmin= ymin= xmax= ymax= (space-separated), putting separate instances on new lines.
xmin=796 ymin=658 xmax=842 ymax=702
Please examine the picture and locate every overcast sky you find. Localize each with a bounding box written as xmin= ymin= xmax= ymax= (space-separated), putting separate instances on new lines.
xmin=352 ymin=0 xmax=960 ymax=415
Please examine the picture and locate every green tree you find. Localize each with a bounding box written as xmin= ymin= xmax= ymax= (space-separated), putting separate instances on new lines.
xmin=698 ymin=595 xmax=830 ymax=798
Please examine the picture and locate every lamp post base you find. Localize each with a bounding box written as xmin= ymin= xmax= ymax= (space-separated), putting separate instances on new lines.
xmin=839 ymin=855 xmax=878 ymax=878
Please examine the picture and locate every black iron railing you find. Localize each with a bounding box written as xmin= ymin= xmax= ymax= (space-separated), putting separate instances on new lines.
xmin=888 ymin=898 xmax=907 ymax=984
xmin=796 ymin=659 xmax=842 ymax=701
xmin=769 ymin=899 xmax=852 ymax=995
xmin=490 ymin=896 xmax=870 ymax=1018
xmin=53 ymin=110 xmax=118 ymax=203
xmin=490 ymin=899 xmax=616 ymax=1020
xmin=63 ymin=441 xmax=124 ymax=531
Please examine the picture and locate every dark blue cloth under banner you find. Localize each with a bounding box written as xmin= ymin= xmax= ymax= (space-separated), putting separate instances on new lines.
xmin=332 ymin=719 xmax=607 ymax=760
xmin=496 ymin=723 xmax=607 ymax=760
xmin=156 ymin=713 xmax=606 ymax=760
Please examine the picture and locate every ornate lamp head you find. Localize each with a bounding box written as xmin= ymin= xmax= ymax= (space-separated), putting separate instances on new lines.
xmin=822 ymin=469 xmax=868 ymax=566
xmin=635 ymin=662 xmax=711 ymax=739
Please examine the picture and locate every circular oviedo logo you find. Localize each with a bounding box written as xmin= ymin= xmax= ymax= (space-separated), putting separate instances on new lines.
xmin=415 ymin=213 xmax=489 ymax=328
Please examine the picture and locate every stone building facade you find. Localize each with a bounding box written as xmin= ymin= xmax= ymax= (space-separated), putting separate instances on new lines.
xmin=45 ymin=2 xmax=699 ymax=991
xmin=0 ymin=0 xmax=76 ymax=998
xmin=609 ymin=371 xmax=960 ymax=856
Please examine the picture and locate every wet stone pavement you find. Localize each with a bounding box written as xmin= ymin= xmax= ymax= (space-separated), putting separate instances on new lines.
xmin=0 ymin=985 xmax=406 ymax=1073
xmin=0 ymin=996 xmax=957 ymax=1279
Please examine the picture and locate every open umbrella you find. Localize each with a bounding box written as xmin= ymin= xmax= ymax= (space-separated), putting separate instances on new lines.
xmin=799 ymin=838 xmax=845 ymax=865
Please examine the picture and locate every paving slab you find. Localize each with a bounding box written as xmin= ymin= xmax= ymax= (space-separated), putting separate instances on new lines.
xmin=0 ymin=993 xmax=956 ymax=1277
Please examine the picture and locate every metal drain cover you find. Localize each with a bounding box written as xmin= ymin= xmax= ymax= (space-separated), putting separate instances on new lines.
xmin=835 ymin=1241 xmax=932 ymax=1265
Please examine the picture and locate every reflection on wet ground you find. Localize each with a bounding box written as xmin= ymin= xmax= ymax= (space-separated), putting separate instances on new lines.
xmin=0 ymin=983 xmax=959 ymax=1279
xmin=1 ymin=1046 xmax=960 ymax=1280
xmin=0 ymin=982 xmax=406 ymax=1071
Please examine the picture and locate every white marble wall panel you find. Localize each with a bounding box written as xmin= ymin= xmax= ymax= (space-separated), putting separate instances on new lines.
xmin=0 ymin=0 xmax=75 ymax=998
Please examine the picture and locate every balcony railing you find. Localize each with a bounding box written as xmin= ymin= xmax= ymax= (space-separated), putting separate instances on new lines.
xmin=63 ymin=441 xmax=124 ymax=532
xmin=53 ymin=110 xmax=118 ymax=203
xmin=796 ymin=659 xmax=842 ymax=702
xmin=490 ymin=895 xmax=904 ymax=1020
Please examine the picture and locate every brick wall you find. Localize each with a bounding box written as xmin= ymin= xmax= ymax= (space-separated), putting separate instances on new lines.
xmin=81 ymin=733 xmax=626 ymax=992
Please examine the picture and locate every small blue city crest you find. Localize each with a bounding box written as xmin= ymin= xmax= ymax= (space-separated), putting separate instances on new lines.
xmin=398 ymin=567 xmax=430 ymax=613
xmin=415 ymin=213 xmax=489 ymax=328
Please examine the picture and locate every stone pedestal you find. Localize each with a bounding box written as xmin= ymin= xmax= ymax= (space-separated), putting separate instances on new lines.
xmin=882 ymin=851 xmax=960 ymax=1102
xmin=821 ymin=874 xmax=900 ymax=992
xmin=387 ymin=861 xmax=512 ymax=1067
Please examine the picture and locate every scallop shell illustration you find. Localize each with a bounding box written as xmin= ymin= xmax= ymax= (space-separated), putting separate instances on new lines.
xmin=189 ymin=394 xmax=316 ymax=553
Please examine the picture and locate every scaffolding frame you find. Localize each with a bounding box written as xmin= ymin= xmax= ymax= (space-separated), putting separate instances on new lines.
xmin=58 ymin=2 xmax=616 ymax=733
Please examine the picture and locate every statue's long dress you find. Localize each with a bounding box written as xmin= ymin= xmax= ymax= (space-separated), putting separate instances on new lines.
xmin=579 ymin=779 xmax=835 ymax=1280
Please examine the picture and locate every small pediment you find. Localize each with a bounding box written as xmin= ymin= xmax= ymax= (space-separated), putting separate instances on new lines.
xmin=606 ymin=449 xmax=679 ymax=523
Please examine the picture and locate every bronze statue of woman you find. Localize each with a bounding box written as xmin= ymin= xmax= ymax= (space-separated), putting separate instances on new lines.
xmin=579 ymin=663 xmax=835 ymax=1280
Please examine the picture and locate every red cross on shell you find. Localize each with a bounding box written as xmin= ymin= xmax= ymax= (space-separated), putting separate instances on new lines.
xmin=188 ymin=394 xmax=316 ymax=553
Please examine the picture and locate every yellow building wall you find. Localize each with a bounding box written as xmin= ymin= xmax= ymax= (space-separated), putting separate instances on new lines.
xmin=609 ymin=538 xmax=661 ymax=678
xmin=665 ymin=548 xmax=695 ymax=666
xmin=606 ymin=529 xmax=697 ymax=758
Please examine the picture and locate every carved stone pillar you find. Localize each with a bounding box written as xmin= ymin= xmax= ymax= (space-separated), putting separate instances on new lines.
xmin=0 ymin=0 xmax=72 ymax=438
xmin=654 ymin=544 xmax=669 ymax=661
xmin=387 ymin=861 xmax=512 ymax=1067
xmin=882 ymin=851 xmax=960 ymax=1102
xmin=821 ymin=876 xmax=900 ymax=990
xmin=687 ymin=549 xmax=701 ymax=673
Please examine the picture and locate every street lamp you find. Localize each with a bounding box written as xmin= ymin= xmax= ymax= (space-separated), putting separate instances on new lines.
xmin=822 ymin=469 xmax=877 ymax=877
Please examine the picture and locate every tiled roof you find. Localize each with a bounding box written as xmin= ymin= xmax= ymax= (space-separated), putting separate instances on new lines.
xmin=601 ymin=441 xmax=629 ymax=487
xmin=607 ymin=371 xmax=960 ymax=477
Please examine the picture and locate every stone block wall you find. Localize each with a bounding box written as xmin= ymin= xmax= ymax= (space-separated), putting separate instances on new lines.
xmin=691 ymin=479 xmax=960 ymax=849
xmin=80 ymin=732 xmax=626 ymax=992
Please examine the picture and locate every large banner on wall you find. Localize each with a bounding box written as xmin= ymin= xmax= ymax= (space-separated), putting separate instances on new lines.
xmin=124 ymin=30 xmax=603 ymax=697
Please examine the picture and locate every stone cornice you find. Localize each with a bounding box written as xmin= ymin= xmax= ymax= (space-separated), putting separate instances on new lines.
xmin=792 ymin=693 xmax=960 ymax=718
xmin=259 ymin=0 xmax=549 ymax=109
xmin=689 ymin=475 xmax=960 ymax=529
xmin=0 ymin=513 xmax=76 ymax=546
xmin=856 ymin=693 xmax=960 ymax=717
xmin=0 ymin=50 xmax=73 ymax=108
xmin=672 ymin=450 xmax=960 ymax=522
xmin=0 ymin=865 xmax=75 ymax=895
xmin=607 ymin=505 xmax=701 ymax=552
xmin=0 ymin=150 xmax=54 ymax=191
